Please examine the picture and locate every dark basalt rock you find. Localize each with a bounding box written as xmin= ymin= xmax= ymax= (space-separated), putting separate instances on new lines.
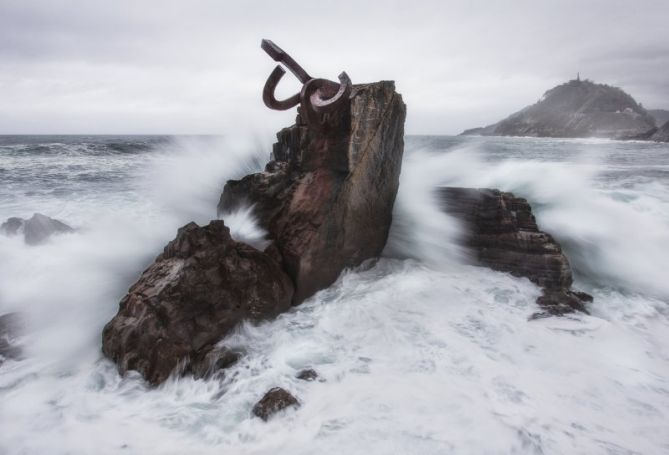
xmin=1 ymin=213 xmax=74 ymax=245
xmin=438 ymin=187 xmax=591 ymax=315
xmin=101 ymin=220 xmax=294 ymax=385
xmin=252 ymin=387 xmax=300 ymax=421
xmin=219 ymin=81 xmax=406 ymax=304
xmin=103 ymin=81 xmax=406 ymax=385
xmin=296 ymin=368 xmax=319 ymax=381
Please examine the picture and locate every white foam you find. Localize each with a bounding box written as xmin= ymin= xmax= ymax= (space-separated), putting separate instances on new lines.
xmin=1 ymin=136 xmax=669 ymax=454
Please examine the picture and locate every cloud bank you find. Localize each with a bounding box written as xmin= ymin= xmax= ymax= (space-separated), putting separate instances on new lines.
xmin=1 ymin=0 xmax=668 ymax=134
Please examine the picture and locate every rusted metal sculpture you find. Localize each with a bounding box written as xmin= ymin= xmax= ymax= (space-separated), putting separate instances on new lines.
xmin=261 ymin=39 xmax=351 ymax=130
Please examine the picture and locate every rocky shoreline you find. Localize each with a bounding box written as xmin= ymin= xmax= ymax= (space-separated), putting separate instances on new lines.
xmin=99 ymin=79 xmax=593 ymax=391
xmin=95 ymin=44 xmax=595 ymax=411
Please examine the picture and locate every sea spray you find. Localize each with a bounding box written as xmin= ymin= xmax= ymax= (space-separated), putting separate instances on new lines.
xmin=1 ymin=135 xmax=668 ymax=454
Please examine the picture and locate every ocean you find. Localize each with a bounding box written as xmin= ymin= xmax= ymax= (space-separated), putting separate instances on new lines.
xmin=1 ymin=134 xmax=668 ymax=454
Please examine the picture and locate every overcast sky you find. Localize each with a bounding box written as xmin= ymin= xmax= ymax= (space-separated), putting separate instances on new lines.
xmin=1 ymin=0 xmax=668 ymax=135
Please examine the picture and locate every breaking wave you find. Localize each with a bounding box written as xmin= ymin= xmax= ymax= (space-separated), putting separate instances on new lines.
xmin=1 ymin=135 xmax=668 ymax=454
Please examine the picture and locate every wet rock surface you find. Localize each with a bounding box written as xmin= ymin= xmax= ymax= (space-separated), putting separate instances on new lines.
xmin=1 ymin=213 xmax=74 ymax=245
xmin=185 ymin=347 xmax=242 ymax=380
xmin=103 ymin=81 xmax=406 ymax=384
xmin=438 ymin=187 xmax=592 ymax=315
xmin=101 ymin=221 xmax=294 ymax=385
xmin=252 ymin=387 xmax=300 ymax=421
xmin=220 ymin=81 xmax=406 ymax=304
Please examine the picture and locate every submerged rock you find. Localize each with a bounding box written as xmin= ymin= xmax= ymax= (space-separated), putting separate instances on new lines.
xmin=101 ymin=221 xmax=293 ymax=385
xmin=535 ymin=289 xmax=594 ymax=317
xmin=0 ymin=217 xmax=24 ymax=236
xmin=296 ymin=368 xmax=319 ymax=381
xmin=1 ymin=213 xmax=74 ymax=245
xmin=186 ymin=346 xmax=242 ymax=380
xmin=438 ymin=187 xmax=591 ymax=315
xmin=220 ymin=81 xmax=406 ymax=304
xmin=252 ymin=387 xmax=300 ymax=421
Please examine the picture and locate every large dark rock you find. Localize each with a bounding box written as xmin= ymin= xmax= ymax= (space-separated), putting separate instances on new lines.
xmin=252 ymin=387 xmax=300 ymax=421
xmin=101 ymin=221 xmax=294 ymax=385
xmin=461 ymin=79 xmax=657 ymax=139
xmin=219 ymin=81 xmax=406 ymax=303
xmin=103 ymin=80 xmax=406 ymax=385
xmin=1 ymin=213 xmax=74 ymax=245
xmin=438 ymin=187 xmax=591 ymax=315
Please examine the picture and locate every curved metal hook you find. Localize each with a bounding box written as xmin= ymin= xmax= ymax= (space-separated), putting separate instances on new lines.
xmin=262 ymin=65 xmax=301 ymax=111
xmin=299 ymin=79 xmax=326 ymax=132
xmin=309 ymin=72 xmax=352 ymax=114
xmin=261 ymin=39 xmax=311 ymax=84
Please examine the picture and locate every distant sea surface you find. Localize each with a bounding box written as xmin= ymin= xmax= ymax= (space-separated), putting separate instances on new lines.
xmin=1 ymin=134 xmax=669 ymax=454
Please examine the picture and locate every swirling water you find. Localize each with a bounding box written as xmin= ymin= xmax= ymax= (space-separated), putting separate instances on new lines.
xmin=1 ymin=135 xmax=668 ymax=454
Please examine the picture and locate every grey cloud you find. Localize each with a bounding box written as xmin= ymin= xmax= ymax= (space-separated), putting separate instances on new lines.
xmin=1 ymin=0 xmax=668 ymax=134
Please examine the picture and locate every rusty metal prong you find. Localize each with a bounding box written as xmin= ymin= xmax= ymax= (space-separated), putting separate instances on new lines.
xmin=262 ymin=65 xmax=301 ymax=110
xmin=261 ymin=39 xmax=312 ymax=84
xmin=310 ymin=72 xmax=352 ymax=114
xmin=261 ymin=39 xmax=285 ymax=61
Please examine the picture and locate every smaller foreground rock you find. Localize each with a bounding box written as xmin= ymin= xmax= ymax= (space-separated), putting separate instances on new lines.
xmin=101 ymin=220 xmax=294 ymax=385
xmin=252 ymin=387 xmax=300 ymax=421
xmin=296 ymin=368 xmax=319 ymax=381
xmin=1 ymin=213 xmax=74 ymax=245
xmin=438 ymin=187 xmax=591 ymax=315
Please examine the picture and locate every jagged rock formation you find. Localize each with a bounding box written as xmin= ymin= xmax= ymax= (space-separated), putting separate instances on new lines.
xmin=102 ymin=81 xmax=406 ymax=384
xmin=252 ymin=387 xmax=300 ymax=421
xmin=220 ymin=81 xmax=406 ymax=304
xmin=101 ymin=221 xmax=294 ymax=385
xmin=1 ymin=213 xmax=74 ymax=245
xmin=651 ymin=121 xmax=669 ymax=142
xmin=438 ymin=187 xmax=592 ymax=315
xmin=461 ymin=79 xmax=657 ymax=139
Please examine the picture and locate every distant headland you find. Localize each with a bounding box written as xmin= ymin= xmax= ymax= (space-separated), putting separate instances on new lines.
xmin=461 ymin=77 xmax=669 ymax=142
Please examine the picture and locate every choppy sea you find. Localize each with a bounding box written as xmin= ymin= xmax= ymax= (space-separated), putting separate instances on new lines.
xmin=1 ymin=134 xmax=668 ymax=454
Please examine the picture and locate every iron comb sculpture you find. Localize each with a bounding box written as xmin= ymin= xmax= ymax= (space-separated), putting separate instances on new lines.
xmin=261 ymin=39 xmax=352 ymax=130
